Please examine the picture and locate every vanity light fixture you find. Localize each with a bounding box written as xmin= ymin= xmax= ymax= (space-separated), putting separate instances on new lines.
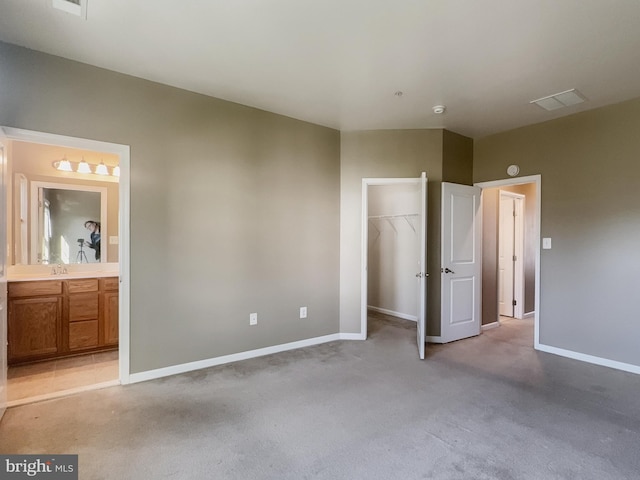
xmin=95 ymin=160 xmax=109 ymax=175
xmin=52 ymin=156 xmax=120 ymax=178
xmin=77 ymin=157 xmax=92 ymax=174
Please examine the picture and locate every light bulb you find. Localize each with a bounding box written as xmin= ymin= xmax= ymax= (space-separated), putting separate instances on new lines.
xmin=95 ymin=161 xmax=109 ymax=175
xmin=56 ymin=157 xmax=73 ymax=172
xmin=77 ymin=157 xmax=92 ymax=174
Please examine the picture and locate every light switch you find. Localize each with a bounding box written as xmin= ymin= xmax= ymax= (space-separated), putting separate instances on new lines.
xmin=109 ymin=236 xmax=119 ymax=245
xmin=542 ymin=238 xmax=552 ymax=249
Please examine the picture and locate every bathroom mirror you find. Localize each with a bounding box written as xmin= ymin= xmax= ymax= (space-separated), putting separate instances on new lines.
xmin=18 ymin=180 xmax=107 ymax=265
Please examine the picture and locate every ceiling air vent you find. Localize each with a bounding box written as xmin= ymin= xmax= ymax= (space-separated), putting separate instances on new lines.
xmin=530 ymin=89 xmax=586 ymax=111
xmin=52 ymin=0 xmax=87 ymax=19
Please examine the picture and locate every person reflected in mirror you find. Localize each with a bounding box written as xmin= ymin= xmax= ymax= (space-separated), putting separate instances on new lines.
xmin=84 ymin=220 xmax=101 ymax=261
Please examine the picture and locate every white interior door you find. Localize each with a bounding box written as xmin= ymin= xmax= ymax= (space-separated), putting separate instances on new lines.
xmin=441 ymin=182 xmax=481 ymax=343
xmin=416 ymin=172 xmax=427 ymax=359
xmin=499 ymin=193 xmax=515 ymax=316
xmin=0 ymin=135 xmax=8 ymax=420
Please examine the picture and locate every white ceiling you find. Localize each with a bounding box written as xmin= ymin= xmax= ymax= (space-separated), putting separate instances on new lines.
xmin=1 ymin=0 xmax=640 ymax=138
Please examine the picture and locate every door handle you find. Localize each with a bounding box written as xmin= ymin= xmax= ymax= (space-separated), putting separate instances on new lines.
xmin=415 ymin=272 xmax=430 ymax=278
xmin=444 ymin=267 xmax=455 ymax=274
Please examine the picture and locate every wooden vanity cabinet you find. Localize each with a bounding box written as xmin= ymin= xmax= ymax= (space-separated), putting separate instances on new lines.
xmin=8 ymin=277 xmax=119 ymax=365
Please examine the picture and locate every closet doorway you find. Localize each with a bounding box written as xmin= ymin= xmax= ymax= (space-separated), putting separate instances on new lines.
xmin=361 ymin=173 xmax=427 ymax=359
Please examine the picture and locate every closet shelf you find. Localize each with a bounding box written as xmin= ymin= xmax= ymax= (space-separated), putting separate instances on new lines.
xmin=368 ymin=213 xmax=419 ymax=234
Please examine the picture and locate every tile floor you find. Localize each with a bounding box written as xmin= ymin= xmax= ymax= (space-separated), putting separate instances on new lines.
xmin=7 ymin=350 xmax=119 ymax=403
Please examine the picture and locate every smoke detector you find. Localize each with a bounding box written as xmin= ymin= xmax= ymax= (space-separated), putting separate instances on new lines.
xmin=432 ymin=105 xmax=446 ymax=115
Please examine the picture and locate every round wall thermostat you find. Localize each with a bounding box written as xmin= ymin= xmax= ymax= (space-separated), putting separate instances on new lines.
xmin=507 ymin=164 xmax=520 ymax=177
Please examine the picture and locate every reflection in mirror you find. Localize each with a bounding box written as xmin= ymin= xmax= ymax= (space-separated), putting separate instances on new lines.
xmin=27 ymin=182 xmax=107 ymax=265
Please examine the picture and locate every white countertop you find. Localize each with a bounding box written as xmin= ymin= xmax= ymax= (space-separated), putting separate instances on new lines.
xmin=7 ymin=263 xmax=119 ymax=282
xmin=8 ymin=271 xmax=119 ymax=282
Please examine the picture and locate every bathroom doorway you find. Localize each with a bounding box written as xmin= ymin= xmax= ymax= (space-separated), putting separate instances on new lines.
xmin=0 ymin=127 xmax=130 ymax=407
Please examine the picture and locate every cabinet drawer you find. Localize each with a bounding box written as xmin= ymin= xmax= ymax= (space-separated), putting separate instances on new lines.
xmin=9 ymin=281 xmax=63 ymax=298
xmin=69 ymin=293 xmax=99 ymax=322
xmin=102 ymin=277 xmax=119 ymax=291
xmin=67 ymin=278 xmax=99 ymax=293
xmin=69 ymin=320 xmax=98 ymax=350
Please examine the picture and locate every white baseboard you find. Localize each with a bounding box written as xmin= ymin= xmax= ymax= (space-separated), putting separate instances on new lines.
xmin=368 ymin=306 xmax=417 ymax=322
xmin=482 ymin=321 xmax=500 ymax=331
xmin=129 ymin=333 xmax=342 ymax=384
xmin=340 ymin=332 xmax=366 ymax=340
xmin=537 ymin=343 xmax=640 ymax=375
xmin=523 ymin=311 xmax=535 ymax=319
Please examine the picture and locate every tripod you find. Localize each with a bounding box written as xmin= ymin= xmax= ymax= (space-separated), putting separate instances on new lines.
xmin=76 ymin=242 xmax=89 ymax=263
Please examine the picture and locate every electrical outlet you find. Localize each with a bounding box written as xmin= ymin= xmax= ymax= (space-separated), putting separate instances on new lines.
xmin=299 ymin=307 xmax=307 ymax=319
xmin=249 ymin=313 xmax=257 ymax=325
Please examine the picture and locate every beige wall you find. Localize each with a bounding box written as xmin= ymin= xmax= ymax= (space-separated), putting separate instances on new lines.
xmin=8 ymin=141 xmax=120 ymax=264
xmin=481 ymin=187 xmax=499 ymax=324
xmin=475 ymin=97 xmax=640 ymax=367
xmin=443 ymin=130 xmax=473 ymax=185
xmin=0 ymin=41 xmax=341 ymax=374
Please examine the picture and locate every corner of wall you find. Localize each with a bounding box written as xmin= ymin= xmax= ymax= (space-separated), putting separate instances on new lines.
xmin=442 ymin=130 xmax=473 ymax=185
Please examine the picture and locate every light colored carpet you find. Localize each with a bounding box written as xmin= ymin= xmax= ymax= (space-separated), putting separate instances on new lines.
xmin=1 ymin=313 xmax=639 ymax=479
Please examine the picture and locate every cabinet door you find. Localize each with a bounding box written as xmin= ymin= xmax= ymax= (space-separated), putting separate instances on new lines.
xmin=103 ymin=292 xmax=119 ymax=346
xmin=8 ymin=297 xmax=62 ymax=362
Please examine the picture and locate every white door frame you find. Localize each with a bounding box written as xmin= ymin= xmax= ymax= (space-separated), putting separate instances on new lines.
xmin=476 ymin=175 xmax=541 ymax=348
xmin=0 ymin=135 xmax=8 ymax=420
xmin=499 ymin=190 xmax=525 ymax=319
xmin=1 ymin=126 xmax=131 ymax=385
xmin=360 ymin=175 xmax=425 ymax=342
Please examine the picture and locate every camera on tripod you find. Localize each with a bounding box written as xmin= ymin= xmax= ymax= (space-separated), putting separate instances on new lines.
xmin=76 ymin=238 xmax=89 ymax=263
